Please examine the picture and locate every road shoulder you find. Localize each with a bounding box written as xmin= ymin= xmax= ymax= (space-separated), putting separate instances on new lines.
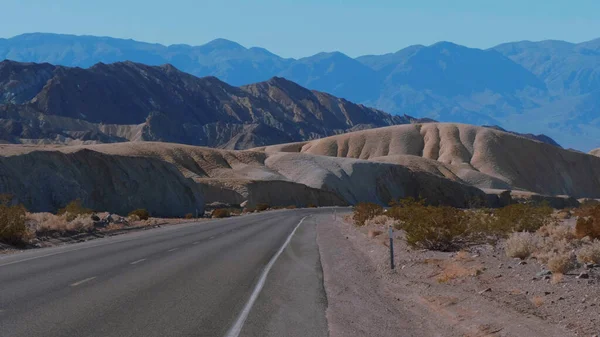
xmin=316 ymin=215 xmax=573 ymax=337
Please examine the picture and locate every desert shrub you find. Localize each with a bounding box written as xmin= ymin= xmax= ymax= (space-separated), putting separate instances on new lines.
xmin=255 ymin=204 xmax=270 ymax=212
xmin=546 ymin=252 xmax=575 ymax=274
xmin=128 ymin=209 xmax=149 ymax=221
xmin=212 ymin=209 xmax=231 ymax=218
xmin=58 ymin=199 xmax=93 ymax=221
xmin=185 ymin=213 xmax=194 ymax=219
xmin=491 ymin=203 xmax=553 ymax=234
xmin=576 ymin=240 xmax=600 ymax=264
xmin=286 ymin=205 xmax=297 ymax=209
xmin=399 ymin=205 xmax=473 ymax=251
xmin=0 ymin=200 xmax=27 ymax=244
xmin=352 ymin=202 xmax=384 ymax=226
xmin=307 ymin=203 xmax=317 ymax=208
xmin=574 ymin=206 xmax=600 ymax=239
xmin=505 ymin=232 xmax=537 ymax=259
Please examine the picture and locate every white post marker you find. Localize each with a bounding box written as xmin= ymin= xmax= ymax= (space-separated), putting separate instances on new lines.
xmin=389 ymin=226 xmax=395 ymax=270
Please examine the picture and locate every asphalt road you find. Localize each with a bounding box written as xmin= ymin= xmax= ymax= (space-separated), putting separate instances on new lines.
xmin=0 ymin=208 xmax=339 ymax=337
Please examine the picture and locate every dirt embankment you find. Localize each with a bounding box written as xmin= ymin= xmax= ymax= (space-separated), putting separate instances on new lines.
xmin=0 ymin=148 xmax=203 ymax=216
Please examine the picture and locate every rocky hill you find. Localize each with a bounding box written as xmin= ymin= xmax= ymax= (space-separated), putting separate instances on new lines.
xmin=0 ymin=60 xmax=423 ymax=149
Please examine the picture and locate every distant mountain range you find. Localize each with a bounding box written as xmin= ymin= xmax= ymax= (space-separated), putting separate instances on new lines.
xmin=1 ymin=33 xmax=599 ymax=150
xmin=0 ymin=60 xmax=430 ymax=149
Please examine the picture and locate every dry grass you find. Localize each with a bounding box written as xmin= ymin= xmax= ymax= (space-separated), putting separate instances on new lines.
xmin=505 ymin=232 xmax=537 ymax=259
xmin=28 ymin=212 xmax=94 ymax=233
xmin=436 ymin=261 xmax=482 ymax=283
xmin=365 ymin=215 xmax=396 ymax=227
xmin=531 ymin=296 xmax=545 ymax=307
xmin=550 ymin=273 xmax=564 ymax=284
xmin=546 ymin=252 xmax=574 ymax=274
xmin=576 ymin=239 xmax=600 ymax=264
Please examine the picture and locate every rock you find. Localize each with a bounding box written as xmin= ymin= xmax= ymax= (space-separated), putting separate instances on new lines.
xmin=536 ymin=270 xmax=552 ymax=278
xmin=542 ymin=275 xmax=551 ymax=280
xmin=518 ymin=261 xmax=527 ymax=265
xmin=91 ymin=214 xmax=100 ymax=221
xmin=240 ymin=200 xmax=248 ymax=208
xmin=584 ymin=263 xmax=597 ymax=269
xmin=478 ymin=288 xmax=492 ymax=294
xmin=368 ymin=230 xmax=383 ymax=238
xmin=577 ymin=272 xmax=589 ymax=279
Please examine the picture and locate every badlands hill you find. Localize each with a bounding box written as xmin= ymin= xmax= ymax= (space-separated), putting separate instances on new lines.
xmin=260 ymin=123 xmax=600 ymax=199
xmin=0 ymin=123 xmax=597 ymax=216
xmin=0 ymin=60 xmax=426 ymax=149
xmin=592 ymin=148 xmax=600 ymax=157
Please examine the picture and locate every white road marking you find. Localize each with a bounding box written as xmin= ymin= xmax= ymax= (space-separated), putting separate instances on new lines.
xmin=192 ymin=242 xmax=199 ymax=245
xmin=70 ymin=276 xmax=97 ymax=287
xmin=130 ymin=258 xmax=147 ymax=265
xmin=209 ymin=236 xmax=216 ymax=239
xmin=225 ymin=216 xmax=308 ymax=337
xmin=167 ymin=248 xmax=179 ymax=252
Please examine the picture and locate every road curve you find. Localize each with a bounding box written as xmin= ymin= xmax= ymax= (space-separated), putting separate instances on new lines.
xmin=0 ymin=208 xmax=337 ymax=337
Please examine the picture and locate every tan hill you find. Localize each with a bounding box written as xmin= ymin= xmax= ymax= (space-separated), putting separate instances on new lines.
xmin=591 ymin=148 xmax=600 ymax=157
xmin=260 ymin=123 xmax=600 ymax=199
xmin=0 ymin=123 xmax=595 ymax=215
xmin=0 ymin=140 xmax=485 ymax=214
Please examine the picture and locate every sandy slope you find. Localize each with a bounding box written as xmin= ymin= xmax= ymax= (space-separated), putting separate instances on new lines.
xmin=291 ymin=123 xmax=600 ymax=198
xmin=591 ymin=148 xmax=600 ymax=157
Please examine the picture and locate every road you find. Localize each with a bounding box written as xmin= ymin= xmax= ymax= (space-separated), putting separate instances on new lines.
xmin=0 ymin=208 xmax=340 ymax=337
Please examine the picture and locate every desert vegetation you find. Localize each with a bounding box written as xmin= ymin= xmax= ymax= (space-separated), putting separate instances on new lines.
xmin=0 ymin=194 xmax=28 ymax=245
xmin=352 ymin=198 xmax=600 ymax=274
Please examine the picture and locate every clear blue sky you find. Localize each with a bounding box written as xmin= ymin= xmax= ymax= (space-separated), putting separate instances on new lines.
xmin=3 ymin=0 xmax=599 ymax=58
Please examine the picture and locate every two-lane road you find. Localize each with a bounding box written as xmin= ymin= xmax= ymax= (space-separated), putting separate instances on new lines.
xmin=0 ymin=208 xmax=339 ymax=337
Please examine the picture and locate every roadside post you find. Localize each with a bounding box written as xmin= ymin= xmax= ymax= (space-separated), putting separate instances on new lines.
xmin=389 ymin=226 xmax=395 ymax=270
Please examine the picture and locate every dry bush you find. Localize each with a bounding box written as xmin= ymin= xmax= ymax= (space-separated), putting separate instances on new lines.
xmin=255 ymin=204 xmax=270 ymax=212
xmin=546 ymin=252 xmax=575 ymax=274
xmin=128 ymin=209 xmax=149 ymax=221
xmin=307 ymin=203 xmax=318 ymax=208
xmin=0 ymin=199 xmax=27 ymax=245
xmin=57 ymin=199 xmax=93 ymax=221
xmin=352 ymin=202 xmax=384 ymax=227
xmin=551 ymin=273 xmax=564 ymax=284
xmin=285 ymin=205 xmax=297 ymax=209
xmin=212 ymin=209 xmax=231 ymax=218
xmin=575 ymin=216 xmax=600 ymax=240
xmin=505 ymin=232 xmax=537 ymax=259
xmin=67 ymin=214 xmax=94 ymax=232
xmin=436 ymin=261 xmax=482 ymax=283
xmin=531 ymin=296 xmax=545 ymax=307
xmin=365 ymin=215 xmax=396 ymax=227
xmin=184 ymin=213 xmax=194 ymax=219
xmin=576 ymin=240 xmax=600 ymax=264
xmin=537 ymin=223 xmax=576 ymax=242
xmin=29 ymin=212 xmax=93 ymax=233
xmin=128 ymin=214 xmax=141 ymax=222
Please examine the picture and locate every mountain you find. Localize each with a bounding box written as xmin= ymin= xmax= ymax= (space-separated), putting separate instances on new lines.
xmin=0 ymin=33 xmax=292 ymax=85
xmin=0 ymin=60 xmax=422 ymax=149
xmin=2 ymin=33 xmax=599 ymax=151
